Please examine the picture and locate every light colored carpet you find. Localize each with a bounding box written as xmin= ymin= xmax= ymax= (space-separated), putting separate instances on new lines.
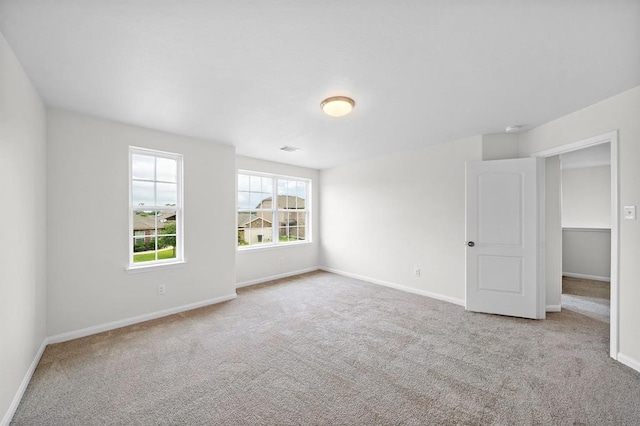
xmin=562 ymin=276 xmax=610 ymax=323
xmin=11 ymin=271 xmax=640 ymax=425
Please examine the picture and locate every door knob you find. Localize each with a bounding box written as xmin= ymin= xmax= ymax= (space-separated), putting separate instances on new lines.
xmin=467 ymin=241 xmax=475 ymax=247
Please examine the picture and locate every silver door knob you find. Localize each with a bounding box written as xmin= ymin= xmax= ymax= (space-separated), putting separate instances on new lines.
xmin=467 ymin=241 xmax=475 ymax=247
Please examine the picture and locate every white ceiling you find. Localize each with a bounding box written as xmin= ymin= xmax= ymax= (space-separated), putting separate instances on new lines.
xmin=1 ymin=1 xmax=639 ymax=170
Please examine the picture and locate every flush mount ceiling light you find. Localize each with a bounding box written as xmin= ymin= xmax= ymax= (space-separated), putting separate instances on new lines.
xmin=505 ymin=125 xmax=522 ymax=133
xmin=320 ymin=96 xmax=355 ymax=117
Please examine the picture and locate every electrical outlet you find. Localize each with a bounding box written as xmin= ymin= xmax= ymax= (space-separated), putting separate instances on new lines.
xmin=413 ymin=268 xmax=421 ymax=277
xmin=157 ymin=284 xmax=166 ymax=295
xmin=624 ymin=206 xmax=636 ymax=220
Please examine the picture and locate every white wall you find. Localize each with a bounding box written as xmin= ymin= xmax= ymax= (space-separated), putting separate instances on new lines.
xmin=482 ymin=133 xmax=519 ymax=160
xmin=519 ymin=85 xmax=640 ymax=369
xmin=561 ymin=165 xmax=611 ymax=280
xmin=562 ymin=165 xmax=611 ymax=228
xmin=562 ymin=229 xmax=611 ymax=281
xmin=0 ymin=33 xmax=47 ymax=424
xmin=320 ymin=136 xmax=482 ymax=303
xmin=236 ymin=156 xmax=320 ymax=286
xmin=46 ymin=109 xmax=237 ymax=337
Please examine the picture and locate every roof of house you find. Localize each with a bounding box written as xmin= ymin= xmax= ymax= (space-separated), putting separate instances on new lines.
xmin=133 ymin=211 xmax=176 ymax=231
xmin=238 ymin=213 xmax=273 ymax=228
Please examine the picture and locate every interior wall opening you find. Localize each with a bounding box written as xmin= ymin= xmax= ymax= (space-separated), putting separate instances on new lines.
xmin=533 ymin=131 xmax=618 ymax=359
xmin=559 ymin=143 xmax=611 ymax=323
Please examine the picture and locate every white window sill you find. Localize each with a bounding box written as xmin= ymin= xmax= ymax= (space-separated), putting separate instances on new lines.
xmin=237 ymin=241 xmax=313 ymax=254
xmin=126 ymin=260 xmax=186 ymax=274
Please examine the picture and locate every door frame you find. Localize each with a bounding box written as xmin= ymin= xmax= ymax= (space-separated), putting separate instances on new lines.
xmin=531 ymin=130 xmax=619 ymax=359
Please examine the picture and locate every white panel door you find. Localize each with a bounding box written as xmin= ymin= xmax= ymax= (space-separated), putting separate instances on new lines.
xmin=465 ymin=158 xmax=545 ymax=319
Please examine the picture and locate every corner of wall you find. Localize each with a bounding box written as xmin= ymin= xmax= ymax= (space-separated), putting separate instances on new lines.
xmin=0 ymin=32 xmax=48 ymax=426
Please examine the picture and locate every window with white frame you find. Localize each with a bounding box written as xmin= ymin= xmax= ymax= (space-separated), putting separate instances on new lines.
xmin=237 ymin=172 xmax=310 ymax=248
xmin=129 ymin=147 xmax=183 ymax=266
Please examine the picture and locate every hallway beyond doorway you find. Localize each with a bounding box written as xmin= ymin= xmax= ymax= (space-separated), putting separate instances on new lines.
xmin=562 ymin=276 xmax=610 ymax=323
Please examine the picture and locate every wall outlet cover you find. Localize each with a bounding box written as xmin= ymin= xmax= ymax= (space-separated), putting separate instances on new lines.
xmin=624 ymin=205 xmax=636 ymax=220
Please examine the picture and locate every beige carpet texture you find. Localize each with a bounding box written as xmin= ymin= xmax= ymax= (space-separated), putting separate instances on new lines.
xmin=11 ymin=271 xmax=640 ymax=425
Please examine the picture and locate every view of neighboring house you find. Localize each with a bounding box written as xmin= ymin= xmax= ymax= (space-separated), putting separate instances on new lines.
xmin=133 ymin=211 xmax=176 ymax=248
xmin=237 ymin=195 xmax=306 ymax=245
xmin=237 ymin=213 xmax=273 ymax=244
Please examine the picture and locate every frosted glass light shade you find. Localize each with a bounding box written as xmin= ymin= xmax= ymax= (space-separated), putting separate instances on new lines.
xmin=321 ymin=96 xmax=355 ymax=117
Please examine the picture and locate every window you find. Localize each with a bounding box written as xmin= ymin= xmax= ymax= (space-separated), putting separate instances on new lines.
xmin=237 ymin=171 xmax=310 ymax=248
xmin=129 ymin=147 xmax=183 ymax=266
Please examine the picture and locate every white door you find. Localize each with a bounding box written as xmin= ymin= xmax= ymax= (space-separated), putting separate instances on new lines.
xmin=465 ymin=158 xmax=545 ymax=319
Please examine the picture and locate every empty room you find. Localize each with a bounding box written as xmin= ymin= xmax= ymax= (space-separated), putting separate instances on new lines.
xmin=2 ymin=1 xmax=640 ymax=424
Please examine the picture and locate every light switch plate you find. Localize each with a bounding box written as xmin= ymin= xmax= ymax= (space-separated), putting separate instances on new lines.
xmin=624 ymin=206 xmax=636 ymax=220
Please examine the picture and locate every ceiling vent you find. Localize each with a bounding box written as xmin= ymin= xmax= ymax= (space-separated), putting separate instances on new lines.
xmin=280 ymin=146 xmax=300 ymax=152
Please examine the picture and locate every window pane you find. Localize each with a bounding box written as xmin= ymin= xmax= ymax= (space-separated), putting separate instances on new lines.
xmin=278 ymin=179 xmax=299 ymax=197
xmin=238 ymin=192 xmax=252 ymax=209
xmin=256 ymin=211 xmax=273 ymax=232
xmin=158 ymin=211 xmax=177 ymax=260
xmin=279 ymin=226 xmax=289 ymax=242
xmin=255 ymin=221 xmax=271 ymax=245
xmin=279 ymin=210 xmax=302 ymax=243
xmin=277 ymin=179 xmax=288 ymax=196
xmin=250 ymin=192 xmax=267 ymax=209
xmin=261 ymin=193 xmax=272 ymax=208
xmin=158 ymin=210 xmax=177 ymax=244
xmin=276 ymin=180 xmax=306 ymax=209
xmin=158 ymin=241 xmax=177 ymax=261
xmin=278 ymin=212 xmax=306 ymax=242
xmin=157 ymin=210 xmax=177 ymax=226
xmin=279 ymin=211 xmax=293 ymax=226
xmin=132 ymin=211 xmax=157 ymax=238
xmin=132 ymin=154 xmax=155 ymax=180
xmin=157 ymin=182 xmax=177 ymax=206
xmin=133 ymin=236 xmax=158 ymax=262
xmin=132 ymin=181 xmax=155 ymax=206
xmin=133 ymin=237 xmax=148 ymax=253
xmin=237 ymin=210 xmax=273 ymax=245
xmin=156 ymin=157 xmax=177 ymax=182
xmin=250 ymin=175 xmax=261 ymax=192
xmin=238 ymin=174 xmax=250 ymax=191
xmin=262 ymin=177 xmax=273 ymax=194
xmin=237 ymin=210 xmax=251 ymax=246
xmin=297 ymin=181 xmax=306 ymax=200
xmin=296 ymin=182 xmax=306 ymax=208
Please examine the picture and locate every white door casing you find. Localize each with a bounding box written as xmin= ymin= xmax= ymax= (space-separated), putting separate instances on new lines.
xmin=465 ymin=158 xmax=545 ymax=319
xmin=531 ymin=130 xmax=618 ymax=359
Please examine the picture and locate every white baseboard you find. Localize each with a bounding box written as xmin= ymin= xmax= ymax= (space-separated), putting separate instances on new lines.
xmin=47 ymin=293 xmax=237 ymax=344
xmin=546 ymin=305 xmax=562 ymax=312
xmin=320 ymin=266 xmax=465 ymax=307
xmin=236 ymin=267 xmax=320 ymax=289
xmin=617 ymin=352 xmax=640 ymax=374
xmin=1 ymin=338 xmax=47 ymax=426
xmin=562 ymin=272 xmax=610 ymax=282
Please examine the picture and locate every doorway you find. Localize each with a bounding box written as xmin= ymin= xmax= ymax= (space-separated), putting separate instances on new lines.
xmin=532 ymin=131 xmax=619 ymax=359
xmin=559 ymin=143 xmax=611 ymax=323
